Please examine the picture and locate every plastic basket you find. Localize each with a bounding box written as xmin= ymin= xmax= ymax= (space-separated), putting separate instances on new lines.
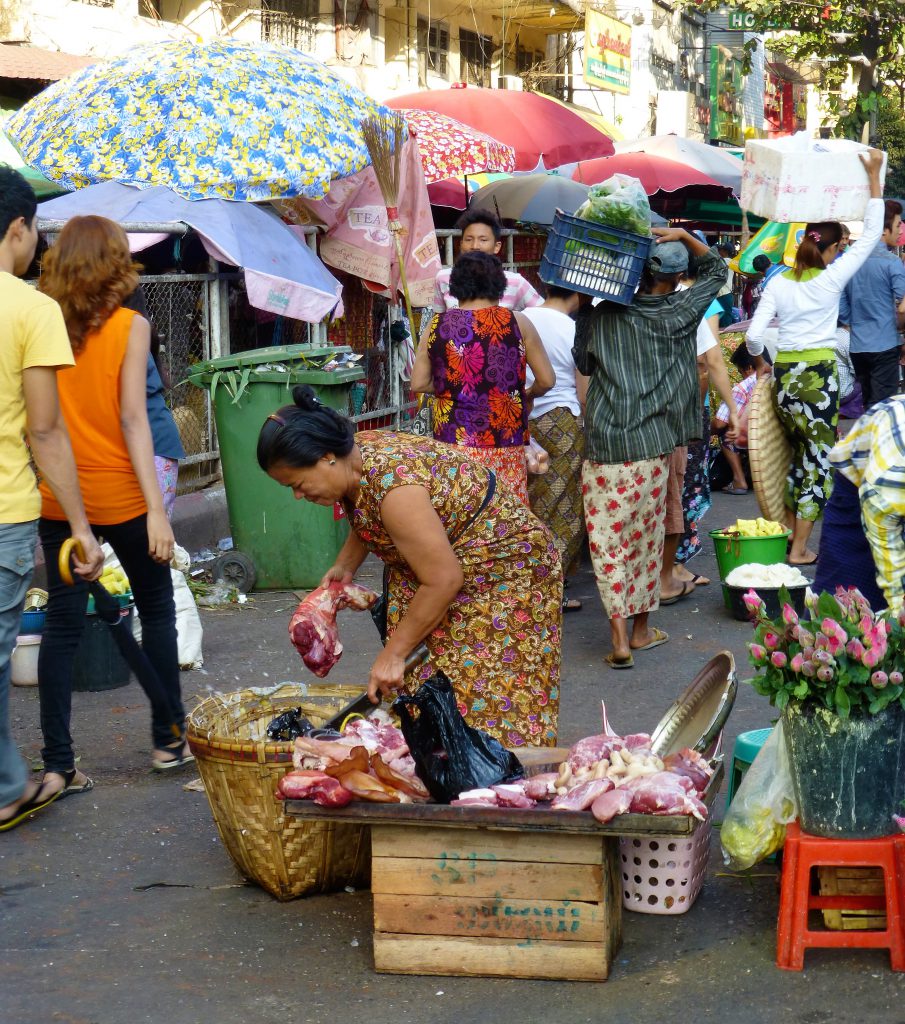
xmin=619 ymin=812 xmax=711 ymax=914
xmin=186 ymin=683 xmax=370 ymax=901
xmin=709 ymin=529 xmax=790 ymax=581
xmin=539 ymin=210 xmax=653 ymax=305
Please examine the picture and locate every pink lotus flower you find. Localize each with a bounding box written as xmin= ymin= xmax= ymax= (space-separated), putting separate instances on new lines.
xmin=825 ymin=635 xmax=844 ymax=657
xmin=764 ymin=632 xmax=780 ymax=650
xmin=782 ymin=604 xmax=799 ymax=626
xmin=743 ymin=590 xmax=765 ymax=614
xmin=813 ymin=650 xmax=834 ymax=666
xmin=790 ymin=653 xmax=805 ymax=673
xmin=771 ymin=651 xmax=788 ymax=669
xmin=871 ymin=671 xmax=889 ymax=689
xmin=891 ymin=671 xmax=904 ymax=686
xmin=846 ymin=638 xmax=865 ymax=660
xmin=797 ymin=627 xmax=815 ymax=648
xmin=862 ymin=647 xmax=881 ymax=669
xmin=817 ymin=666 xmax=834 ymax=682
xmin=802 ymin=646 xmax=816 ymax=661
xmin=749 ymin=643 xmax=767 ymax=663
xmin=804 ymin=589 xmax=820 ymax=614
xmin=801 ymin=660 xmax=817 ymax=678
xmin=815 ymin=633 xmax=830 ymax=652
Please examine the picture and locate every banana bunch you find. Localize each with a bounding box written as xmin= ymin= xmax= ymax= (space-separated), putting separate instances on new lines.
xmin=729 ymin=517 xmax=785 ymax=537
xmin=98 ymin=566 xmax=130 ymax=595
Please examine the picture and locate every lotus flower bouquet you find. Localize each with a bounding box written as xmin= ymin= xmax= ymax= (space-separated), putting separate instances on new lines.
xmin=744 ymin=586 xmax=905 ymax=718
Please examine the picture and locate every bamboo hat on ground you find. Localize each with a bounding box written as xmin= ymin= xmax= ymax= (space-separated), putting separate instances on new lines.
xmin=748 ymin=376 xmax=793 ymax=523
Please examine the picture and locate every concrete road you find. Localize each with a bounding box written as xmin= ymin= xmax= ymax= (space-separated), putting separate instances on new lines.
xmin=3 ymin=491 xmax=903 ymax=1024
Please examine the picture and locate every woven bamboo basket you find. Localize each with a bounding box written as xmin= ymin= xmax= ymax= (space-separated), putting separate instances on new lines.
xmin=186 ymin=683 xmax=371 ymax=901
xmin=748 ymin=376 xmax=793 ymax=524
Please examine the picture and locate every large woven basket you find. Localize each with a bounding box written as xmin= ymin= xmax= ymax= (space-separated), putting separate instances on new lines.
xmin=186 ymin=683 xmax=371 ymax=901
xmin=748 ymin=376 xmax=793 ymax=524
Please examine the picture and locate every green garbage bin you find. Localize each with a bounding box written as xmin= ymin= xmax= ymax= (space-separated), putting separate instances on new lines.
xmin=189 ymin=345 xmax=365 ymax=590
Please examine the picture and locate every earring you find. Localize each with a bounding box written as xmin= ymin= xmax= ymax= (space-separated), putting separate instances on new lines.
xmin=329 ymin=459 xmax=336 ymax=465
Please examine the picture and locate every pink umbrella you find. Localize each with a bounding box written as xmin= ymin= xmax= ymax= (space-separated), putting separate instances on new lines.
xmin=572 ymin=152 xmax=732 ymax=199
xmin=400 ymin=109 xmax=515 ymax=184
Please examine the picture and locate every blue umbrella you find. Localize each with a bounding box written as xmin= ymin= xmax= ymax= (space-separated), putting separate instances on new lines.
xmin=7 ymin=39 xmax=398 ymax=202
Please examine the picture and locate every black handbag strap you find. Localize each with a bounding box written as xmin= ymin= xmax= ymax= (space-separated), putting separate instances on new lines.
xmin=449 ymin=470 xmax=496 ymax=545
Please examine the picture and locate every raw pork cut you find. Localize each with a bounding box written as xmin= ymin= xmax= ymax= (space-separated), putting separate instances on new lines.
xmin=662 ymin=748 xmax=714 ymax=792
xmin=288 ymin=581 xmax=378 ymax=677
xmin=624 ymin=772 xmax=707 ymax=820
xmin=591 ymin=788 xmax=633 ymax=824
xmin=277 ymin=770 xmax=353 ymax=807
xmin=492 ymin=783 xmax=536 ymax=809
xmin=524 ymin=773 xmax=559 ymax=802
xmin=551 ymin=778 xmax=613 ymax=811
xmin=451 ymin=788 xmax=499 ymax=807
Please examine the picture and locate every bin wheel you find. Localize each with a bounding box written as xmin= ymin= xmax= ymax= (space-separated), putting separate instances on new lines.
xmin=212 ymin=551 xmax=257 ymax=593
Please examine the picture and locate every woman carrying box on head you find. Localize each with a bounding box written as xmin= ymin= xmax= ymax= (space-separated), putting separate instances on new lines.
xmin=745 ymin=149 xmax=885 ymax=567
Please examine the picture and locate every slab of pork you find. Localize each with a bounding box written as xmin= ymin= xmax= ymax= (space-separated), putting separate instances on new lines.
xmin=288 ymin=581 xmax=378 ymax=677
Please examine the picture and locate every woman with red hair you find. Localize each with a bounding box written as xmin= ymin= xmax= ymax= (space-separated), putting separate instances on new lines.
xmin=36 ymin=216 xmax=190 ymax=798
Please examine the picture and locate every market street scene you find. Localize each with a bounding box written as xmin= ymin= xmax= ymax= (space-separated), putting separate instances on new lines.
xmin=2 ymin=2 xmax=905 ymax=1022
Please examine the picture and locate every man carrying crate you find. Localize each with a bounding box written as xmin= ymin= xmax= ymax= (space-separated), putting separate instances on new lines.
xmin=573 ymin=228 xmax=726 ymax=669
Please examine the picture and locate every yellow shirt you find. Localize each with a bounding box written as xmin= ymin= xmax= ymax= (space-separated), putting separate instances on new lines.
xmin=0 ymin=273 xmax=75 ymax=524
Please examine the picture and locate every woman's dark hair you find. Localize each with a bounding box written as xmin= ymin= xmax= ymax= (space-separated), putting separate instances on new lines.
xmin=448 ymin=251 xmax=507 ymax=303
xmin=731 ymin=341 xmax=756 ymax=373
xmin=455 ymin=207 xmax=502 ymax=240
xmin=544 ymin=283 xmax=579 ymax=300
xmin=792 ymin=222 xmax=843 ymax=280
xmin=751 ymin=254 xmax=771 ymax=275
xmin=257 ymin=384 xmax=355 ymax=471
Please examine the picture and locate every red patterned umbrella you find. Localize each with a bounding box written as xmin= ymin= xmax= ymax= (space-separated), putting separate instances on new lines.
xmin=400 ymin=108 xmax=515 ymax=184
xmin=388 ymin=86 xmax=614 ymax=172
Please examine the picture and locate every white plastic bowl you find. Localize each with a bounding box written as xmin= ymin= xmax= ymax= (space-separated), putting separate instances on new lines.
xmin=11 ymin=633 xmax=41 ymax=687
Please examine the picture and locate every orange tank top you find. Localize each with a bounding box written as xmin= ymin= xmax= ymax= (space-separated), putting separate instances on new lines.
xmin=40 ymin=306 xmax=148 ymax=526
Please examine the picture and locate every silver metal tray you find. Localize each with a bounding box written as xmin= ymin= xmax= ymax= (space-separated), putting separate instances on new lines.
xmin=649 ymin=650 xmax=737 ymax=757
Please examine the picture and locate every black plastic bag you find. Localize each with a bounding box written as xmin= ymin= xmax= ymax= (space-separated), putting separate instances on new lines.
xmin=265 ymin=708 xmax=315 ymax=741
xmin=393 ymin=673 xmax=524 ymax=803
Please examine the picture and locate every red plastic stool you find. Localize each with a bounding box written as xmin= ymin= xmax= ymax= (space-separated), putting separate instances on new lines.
xmin=777 ymin=822 xmax=905 ymax=971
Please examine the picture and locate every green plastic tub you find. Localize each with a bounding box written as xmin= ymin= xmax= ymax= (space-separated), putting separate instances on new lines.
xmin=709 ymin=529 xmax=791 ymax=581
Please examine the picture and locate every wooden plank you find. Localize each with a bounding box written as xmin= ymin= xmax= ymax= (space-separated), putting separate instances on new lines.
xmin=372 ymin=855 xmax=602 ymax=902
xmin=285 ymin=763 xmax=722 ymax=837
xmin=373 ymin=932 xmax=613 ymax=982
xmin=818 ymin=866 xmax=887 ymax=931
xmin=371 ymin=824 xmax=605 ymax=865
xmin=373 ymin=893 xmax=607 ymax=942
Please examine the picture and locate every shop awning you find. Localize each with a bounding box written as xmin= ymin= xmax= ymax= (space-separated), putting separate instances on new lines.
xmin=0 ymin=44 xmax=96 ymax=82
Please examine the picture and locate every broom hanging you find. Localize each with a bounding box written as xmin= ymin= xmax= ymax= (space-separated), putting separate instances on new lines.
xmin=361 ymin=112 xmax=418 ymax=345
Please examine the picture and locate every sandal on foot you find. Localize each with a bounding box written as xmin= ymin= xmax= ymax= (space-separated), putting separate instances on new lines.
xmin=562 ymin=597 xmax=583 ymax=613
xmin=688 ymin=573 xmax=710 ymax=586
xmin=0 ymin=782 xmax=61 ymax=833
xmin=722 ymin=486 xmax=749 ymax=495
xmin=660 ymin=581 xmax=693 ymax=606
xmin=152 ymin=743 xmax=195 ymax=772
xmin=604 ymin=652 xmax=634 ymax=670
xmin=42 ymin=769 xmax=94 ymax=799
xmin=632 ymin=628 xmax=669 ymax=653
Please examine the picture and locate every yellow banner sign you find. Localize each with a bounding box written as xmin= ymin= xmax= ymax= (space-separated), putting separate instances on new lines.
xmin=584 ymin=11 xmax=631 ymax=95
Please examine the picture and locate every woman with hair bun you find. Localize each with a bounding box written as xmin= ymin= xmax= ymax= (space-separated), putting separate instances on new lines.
xmin=36 ymin=215 xmax=189 ymax=795
xmin=258 ymin=385 xmax=562 ymax=748
xmin=746 ymin=149 xmax=885 ymax=566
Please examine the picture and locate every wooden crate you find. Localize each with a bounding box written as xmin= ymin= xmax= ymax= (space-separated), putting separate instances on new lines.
xmin=370 ymin=824 xmax=622 ymax=982
xmin=818 ymin=866 xmax=887 ymax=931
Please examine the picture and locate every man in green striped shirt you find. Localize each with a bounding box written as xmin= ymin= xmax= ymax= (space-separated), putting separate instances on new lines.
xmin=573 ymin=228 xmax=726 ymax=668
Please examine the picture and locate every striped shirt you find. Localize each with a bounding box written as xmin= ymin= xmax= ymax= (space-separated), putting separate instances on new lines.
xmin=830 ymin=395 xmax=905 ymax=514
xmin=573 ymin=249 xmax=728 ymax=464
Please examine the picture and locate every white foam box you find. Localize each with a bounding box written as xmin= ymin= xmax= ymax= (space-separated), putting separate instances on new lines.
xmin=741 ymin=134 xmax=887 ymax=222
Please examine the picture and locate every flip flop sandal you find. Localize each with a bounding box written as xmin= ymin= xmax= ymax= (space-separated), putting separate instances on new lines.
xmin=722 ymin=486 xmax=749 ymax=495
xmin=562 ymin=597 xmax=583 ymax=613
xmin=659 ymin=581 xmax=693 ymax=606
xmin=632 ymin=628 xmax=669 ymax=653
xmin=152 ymin=744 xmax=196 ymax=772
xmin=56 ymin=768 xmax=94 ymax=798
xmin=604 ymin=652 xmax=634 ymax=670
xmin=0 ymin=785 xmax=61 ymax=833
xmin=688 ymin=573 xmax=710 ymax=586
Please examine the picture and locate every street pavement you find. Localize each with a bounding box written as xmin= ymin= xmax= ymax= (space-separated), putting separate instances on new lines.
xmin=3 ymin=490 xmax=903 ymax=1024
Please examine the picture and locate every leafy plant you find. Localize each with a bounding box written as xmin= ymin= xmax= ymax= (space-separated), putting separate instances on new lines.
xmin=744 ymin=586 xmax=905 ymax=719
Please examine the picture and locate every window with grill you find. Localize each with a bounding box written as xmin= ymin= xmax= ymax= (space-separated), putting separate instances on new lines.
xmin=261 ymin=0 xmax=320 ymax=51
xmin=459 ymin=28 xmax=493 ymax=87
xmin=417 ymin=17 xmax=449 ymax=82
xmin=514 ymin=46 xmax=543 ymax=76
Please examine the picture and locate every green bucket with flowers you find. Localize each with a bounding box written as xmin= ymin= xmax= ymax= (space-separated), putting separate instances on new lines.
xmin=744 ymin=585 xmax=905 ymax=838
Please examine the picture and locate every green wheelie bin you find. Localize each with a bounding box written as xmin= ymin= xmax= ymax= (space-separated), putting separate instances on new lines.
xmin=188 ymin=345 xmax=364 ymax=590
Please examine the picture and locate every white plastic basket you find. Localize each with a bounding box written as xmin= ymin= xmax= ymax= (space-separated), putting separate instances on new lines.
xmin=619 ymin=812 xmax=711 ymax=914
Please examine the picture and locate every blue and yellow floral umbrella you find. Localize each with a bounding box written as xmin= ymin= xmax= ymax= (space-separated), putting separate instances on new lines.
xmin=5 ymin=39 xmax=395 ymax=202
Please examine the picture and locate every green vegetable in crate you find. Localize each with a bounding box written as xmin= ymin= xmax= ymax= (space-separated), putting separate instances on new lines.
xmin=574 ymin=174 xmax=652 ymax=237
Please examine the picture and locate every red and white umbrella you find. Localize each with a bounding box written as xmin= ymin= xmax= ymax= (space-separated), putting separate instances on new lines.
xmin=573 ymin=153 xmax=733 ymax=200
xmin=400 ymin=108 xmax=515 ymax=185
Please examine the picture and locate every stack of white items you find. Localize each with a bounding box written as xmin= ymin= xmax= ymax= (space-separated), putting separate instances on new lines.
xmin=741 ymin=134 xmax=887 ymax=222
xmin=125 ymin=542 xmax=204 ymax=669
xmin=723 ymin=563 xmax=810 ymax=589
